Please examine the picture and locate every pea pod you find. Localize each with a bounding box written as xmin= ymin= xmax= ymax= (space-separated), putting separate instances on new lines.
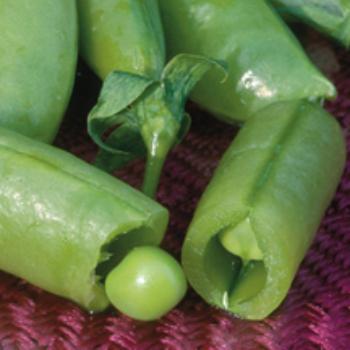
xmin=0 ymin=0 xmax=78 ymax=143
xmin=271 ymin=0 xmax=350 ymax=47
xmin=182 ymin=101 xmax=346 ymax=319
xmin=77 ymin=0 xmax=225 ymax=197
xmin=159 ymin=0 xmax=335 ymax=123
xmin=0 ymin=127 xmax=187 ymax=319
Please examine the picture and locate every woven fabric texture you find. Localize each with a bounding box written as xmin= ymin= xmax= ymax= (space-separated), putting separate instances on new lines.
xmin=0 ymin=37 xmax=349 ymax=349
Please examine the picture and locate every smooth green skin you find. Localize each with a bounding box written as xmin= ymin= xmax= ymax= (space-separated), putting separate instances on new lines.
xmin=106 ymin=246 xmax=187 ymax=321
xmin=77 ymin=0 xmax=165 ymax=80
xmin=0 ymin=0 xmax=78 ymax=143
xmin=159 ymin=0 xmax=336 ymax=123
xmin=271 ymin=0 xmax=350 ymax=47
xmin=0 ymin=127 xmax=168 ymax=312
xmin=182 ymin=101 xmax=346 ymax=319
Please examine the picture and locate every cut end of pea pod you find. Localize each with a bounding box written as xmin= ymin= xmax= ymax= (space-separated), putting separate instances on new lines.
xmin=0 ymin=127 xmax=173 ymax=316
xmin=105 ymin=246 xmax=187 ymax=321
xmin=88 ymin=53 xmax=227 ymax=198
xmin=182 ymin=100 xmax=346 ymax=320
xmin=219 ymin=218 xmax=266 ymax=307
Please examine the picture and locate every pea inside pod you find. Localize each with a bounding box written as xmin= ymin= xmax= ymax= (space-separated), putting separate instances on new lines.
xmin=0 ymin=127 xmax=185 ymax=320
xmin=182 ymin=101 xmax=346 ymax=319
xmin=0 ymin=0 xmax=77 ymax=142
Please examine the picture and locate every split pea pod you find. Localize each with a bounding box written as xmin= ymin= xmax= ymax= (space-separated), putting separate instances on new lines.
xmin=182 ymin=101 xmax=346 ymax=319
xmin=77 ymin=0 xmax=225 ymax=197
xmin=0 ymin=0 xmax=78 ymax=142
xmin=0 ymin=127 xmax=186 ymax=320
xmin=159 ymin=0 xmax=335 ymax=123
xmin=271 ymin=0 xmax=350 ymax=47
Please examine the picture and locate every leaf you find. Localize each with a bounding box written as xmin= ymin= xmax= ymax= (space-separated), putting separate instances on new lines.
xmin=137 ymin=54 xmax=228 ymax=156
xmin=94 ymin=122 xmax=146 ymax=172
xmin=88 ymin=71 xmax=154 ymax=152
xmin=161 ymin=53 xmax=228 ymax=121
xmin=272 ymin=0 xmax=345 ymax=19
xmin=88 ymin=54 xmax=228 ymax=197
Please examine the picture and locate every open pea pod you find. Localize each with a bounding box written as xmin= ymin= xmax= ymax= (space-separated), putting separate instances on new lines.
xmin=0 ymin=0 xmax=77 ymax=143
xmin=0 ymin=127 xmax=173 ymax=314
xmin=271 ymin=0 xmax=350 ymax=47
xmin=182 ymin=101 xmax=346 ymax=320
xmin=77 ymin=0 xmax=225 ymax=197
xmin=159 ymin=0 xmax=336 ymax=124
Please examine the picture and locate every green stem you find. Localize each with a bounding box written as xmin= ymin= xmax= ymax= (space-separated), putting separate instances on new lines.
xmin=142 ymin=153 xmax=167 ymax=198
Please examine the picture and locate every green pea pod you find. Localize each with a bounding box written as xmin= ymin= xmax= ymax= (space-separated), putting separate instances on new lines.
xmin=0 ymin=127 xmax=169 ymax=312
xmin=0 ymin=1 xmax=78 ymax=143
xmin=182 ymin=101 xmax=346 ymax=320
xmin=77 ymin=0 xmax=226 ymax=197
xmin=271 ymin=0 xmax=350 ymax=47
xmin=78 ymin=0 xmax=164 ymax=80
xmin=159 ymin=0 xmax=336 ymax=124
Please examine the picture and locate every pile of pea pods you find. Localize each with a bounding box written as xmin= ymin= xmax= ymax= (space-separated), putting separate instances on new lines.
xmin=0 ymin=0 xmax=347 ymax=321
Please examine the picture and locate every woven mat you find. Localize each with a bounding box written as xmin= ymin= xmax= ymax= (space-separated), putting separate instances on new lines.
xmin=0 ymin=38 xmax=349 ymax=349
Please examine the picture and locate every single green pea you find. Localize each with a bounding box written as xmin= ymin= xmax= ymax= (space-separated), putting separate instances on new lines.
xmin=105 ymin=246 xmax=187 ymax=321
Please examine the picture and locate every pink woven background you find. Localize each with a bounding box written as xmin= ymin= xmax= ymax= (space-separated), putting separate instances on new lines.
xmin=0 ymin=35 xmax=349 ymax=349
